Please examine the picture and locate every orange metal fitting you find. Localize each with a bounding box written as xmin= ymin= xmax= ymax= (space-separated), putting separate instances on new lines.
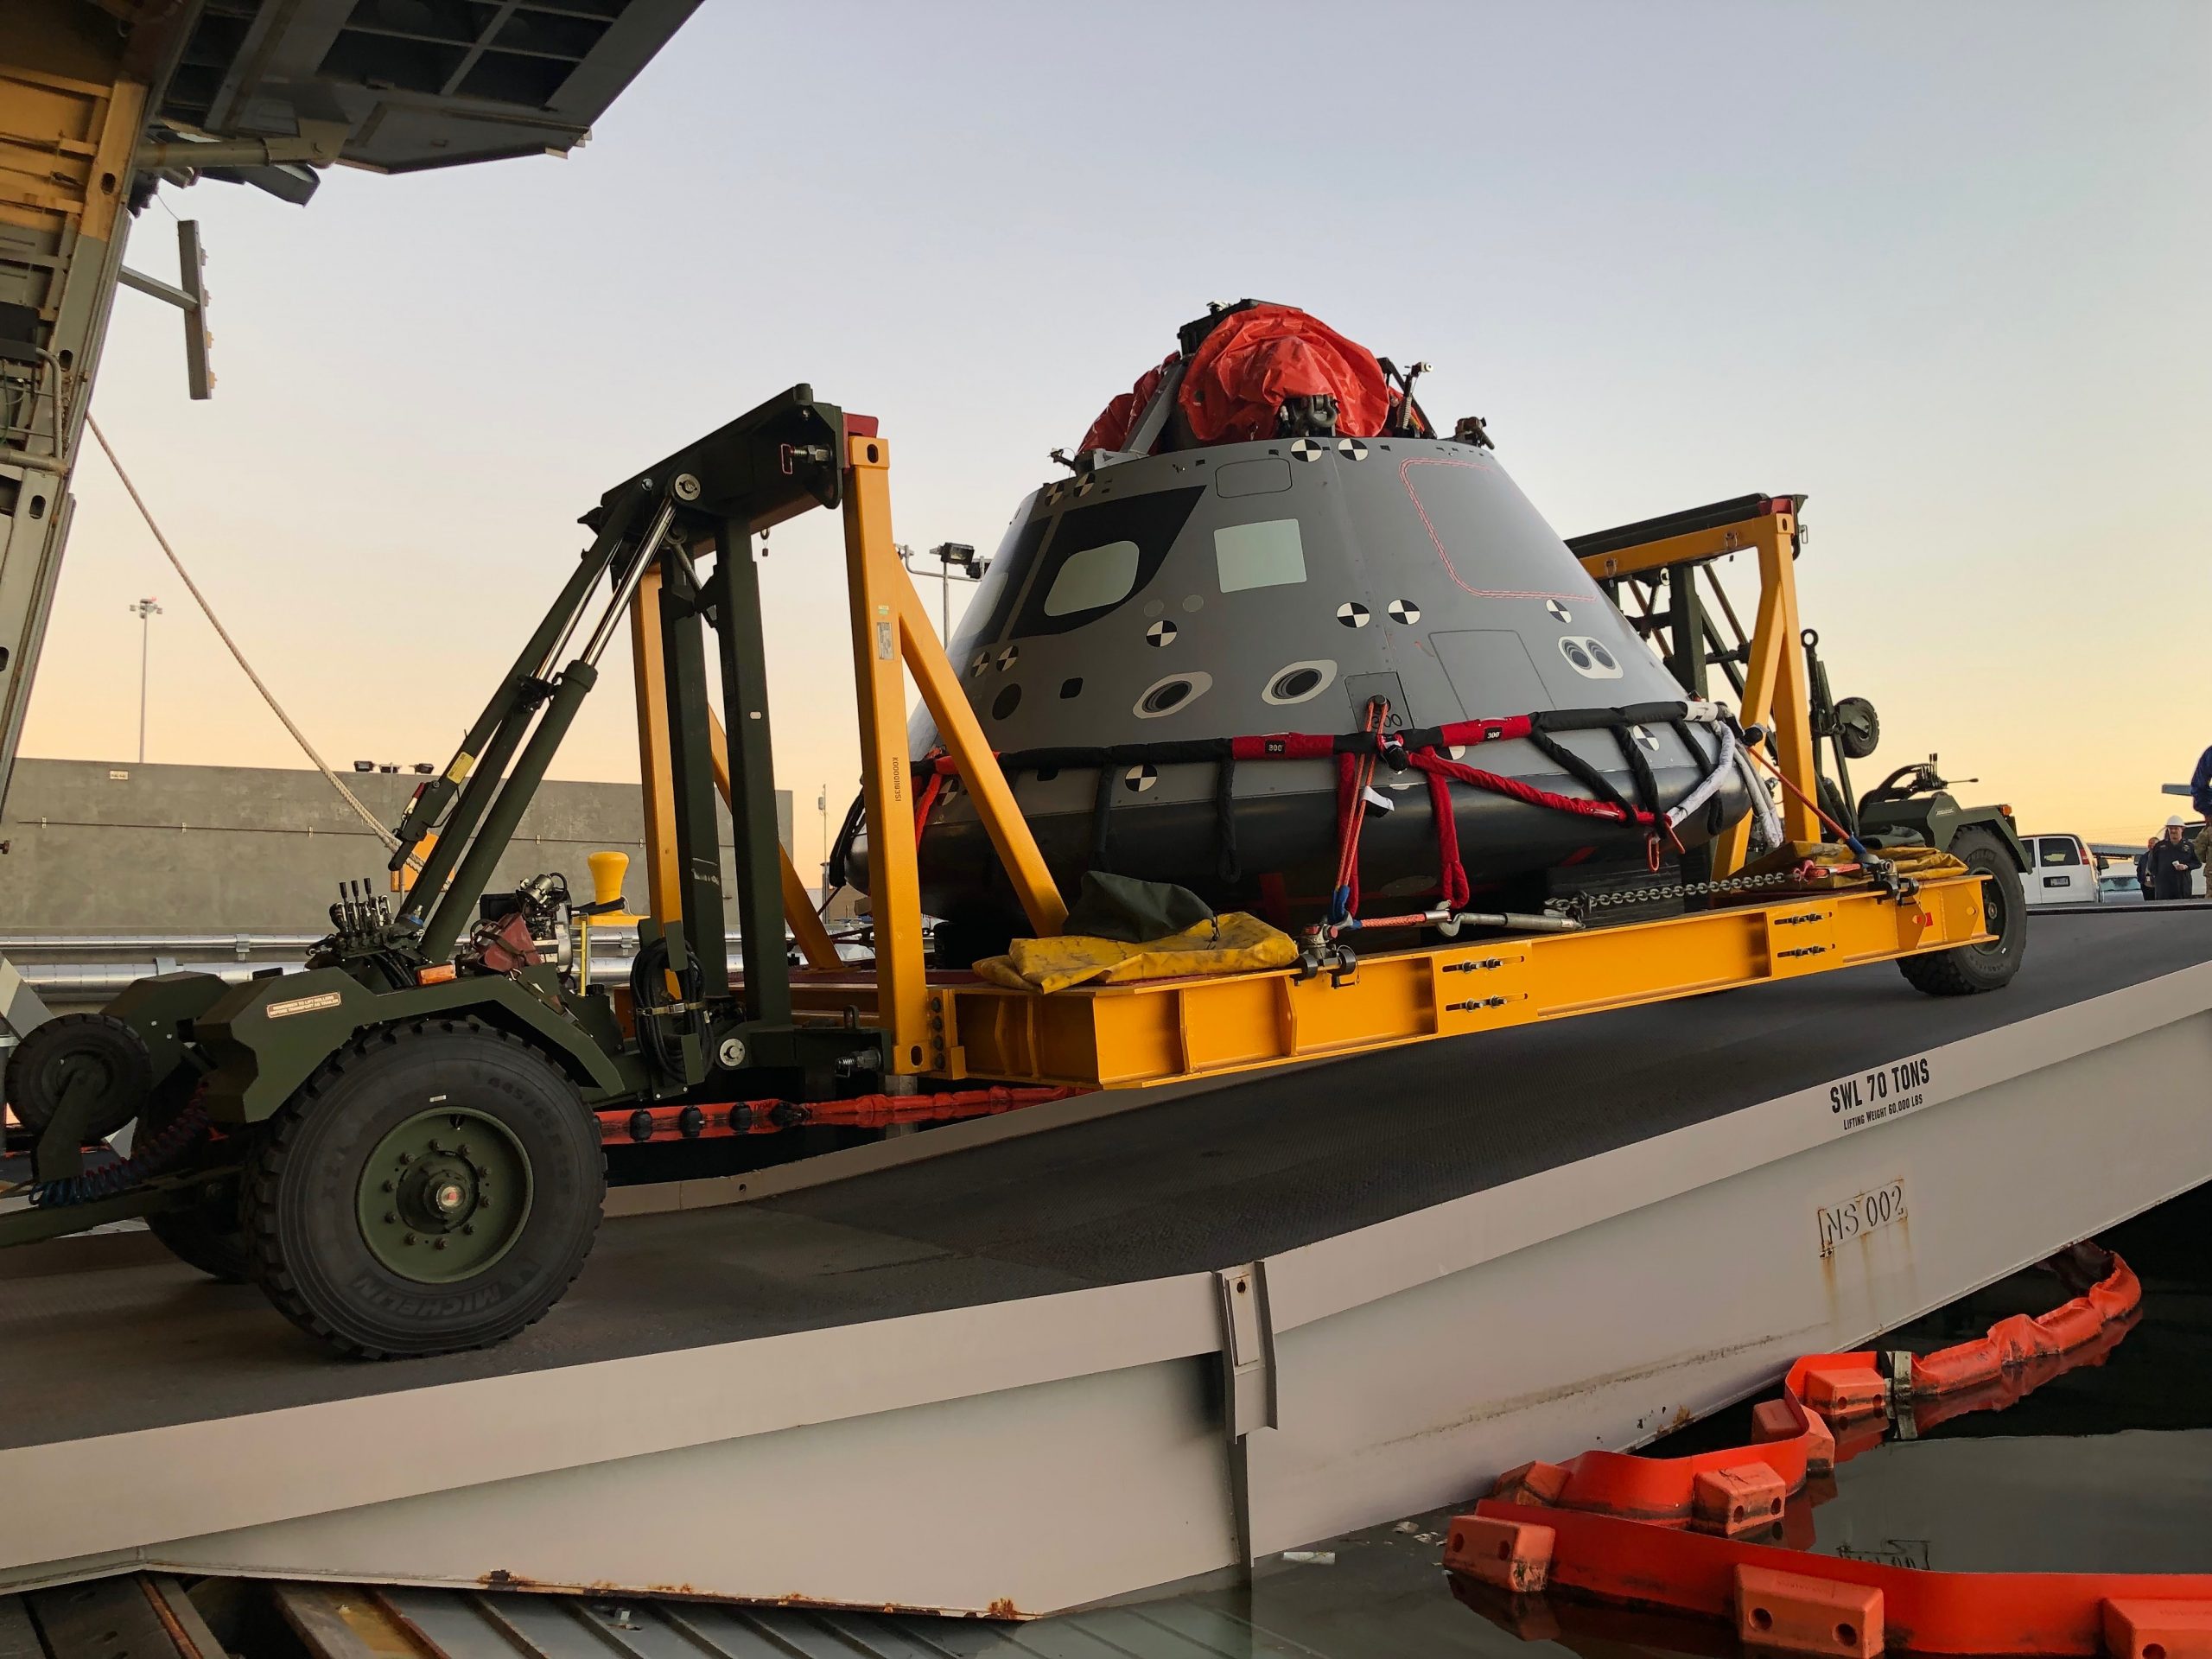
xmin=1443 ymin=1516 xmax=1553 ymax=1594
xmin=1800 ymin=1362 xmax=1888 ymax=1421
xmin=1751 ymin=1399 xmax=1835 ymax=1475
xmin=1734 ymin=1565 xmax=1883 ymax=1658
xmin=2101 ymin=1598 xmax=2212 ymax=1659
xmin=1490 ymin=1460 xmax=1570 ymax=1506
xmin=1694 ymin=1465 xmax=1788 ymax=1537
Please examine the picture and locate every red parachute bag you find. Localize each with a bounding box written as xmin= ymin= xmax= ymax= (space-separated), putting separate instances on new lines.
xmin=1179 ymin=303 xmax=1393 ymax=443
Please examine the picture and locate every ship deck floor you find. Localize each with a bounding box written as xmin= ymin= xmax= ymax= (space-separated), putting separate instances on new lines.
xmin=2 ymin=907 xmax=2201 ymax=1452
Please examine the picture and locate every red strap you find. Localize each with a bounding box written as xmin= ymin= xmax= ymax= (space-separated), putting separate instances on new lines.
xmin=1427 ymin=761 xmax=1471 ymax=911
xmin=1232 ymin=732 xmax=1338 ymax=760
xmin=914 ymin=766 xmax=946 ymax=844
xmin=1433 ymin=715 xmax=1534 ymax=747
xmin=1408 ymin=748 xmax=1649 ymax=824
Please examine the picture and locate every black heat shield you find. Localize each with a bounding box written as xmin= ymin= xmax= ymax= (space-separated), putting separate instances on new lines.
xmin=594 ymin=385 xmax=848 ymax=536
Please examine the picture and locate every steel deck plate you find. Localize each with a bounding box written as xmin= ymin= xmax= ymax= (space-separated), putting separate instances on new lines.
xmin=1 ymin=910 xmax=2202 ymax=1452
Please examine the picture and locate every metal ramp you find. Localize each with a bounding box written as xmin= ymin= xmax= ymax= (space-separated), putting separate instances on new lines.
xmin=3 ymin=912 xmax=2208 ymax=1616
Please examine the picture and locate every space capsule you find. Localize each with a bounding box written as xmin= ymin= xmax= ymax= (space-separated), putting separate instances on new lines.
xmin=862 ymin=302 xmax=1756 ymax=959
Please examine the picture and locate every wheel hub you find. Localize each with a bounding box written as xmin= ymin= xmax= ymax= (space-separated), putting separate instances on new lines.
xmin=356 ymin=1108 xmax=532 ymax=1282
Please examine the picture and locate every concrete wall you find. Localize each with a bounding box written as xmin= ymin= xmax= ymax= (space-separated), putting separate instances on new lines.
xmin=0 ymin=759 xmax=791 ymax=934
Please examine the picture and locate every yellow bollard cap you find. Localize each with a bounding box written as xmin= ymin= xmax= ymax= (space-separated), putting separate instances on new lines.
xmin=585 ymin=849 xmax=641 ymax=925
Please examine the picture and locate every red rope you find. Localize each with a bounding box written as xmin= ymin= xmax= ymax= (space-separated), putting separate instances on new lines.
xmin=1408 ymin=747 xmax=1650 ymax=824
xmin=1427 ymin=762 xmax=1471 ymax=910
xmin=913 ymin=753 xmax=947 ymax=844
xmin=1330 ymin=699 xmax=1391 ymax=921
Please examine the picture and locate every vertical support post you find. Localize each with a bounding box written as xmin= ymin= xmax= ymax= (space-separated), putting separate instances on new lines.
xmin=1763 ymin=514 xmax=1821 ymax=845
xmin=1663 ymin=562 xmax=1707 ymax=699
xmin=709 ymin=518 xmax=792 ymax=1027
xmin=658 ymin=550 xmax=728 ymax=998
xmin=0 ymin=46 xmax=149 ymax=1043
xmin=1711 ymin=506 xmax=1819 ymax=872
xmin=1215 ymin=1261 xmax=1277 ymax=1570
xmin=842 ymin=433 xmax=931 ymax=1073
xmin=629 ymin=564 xmax=682 ymax=927
xmin=705 ymin=709 xmax=841 ymax=970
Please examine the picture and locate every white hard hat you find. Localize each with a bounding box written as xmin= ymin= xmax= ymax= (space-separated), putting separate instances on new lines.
xmin=2167 ymin=815 xmax=2187 ymax=828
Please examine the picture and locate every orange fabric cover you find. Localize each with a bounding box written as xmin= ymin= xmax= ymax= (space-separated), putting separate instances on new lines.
xmin=1179 ymin=303 xmax=1392 ymax=442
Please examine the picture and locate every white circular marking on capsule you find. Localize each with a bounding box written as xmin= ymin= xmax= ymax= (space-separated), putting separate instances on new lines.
xmin=1146 ymin=619 xmax=1178 ymax=647
xmin=1124 ymin=763 xmax=1159 ymax=792
xmin=1336 ymin=601 xmax=1371 ymax=628
xmin=1387 ymin=598 xmax=1421 ymax=625
xmin=997 ymin=645 xmax=1020 ymax=671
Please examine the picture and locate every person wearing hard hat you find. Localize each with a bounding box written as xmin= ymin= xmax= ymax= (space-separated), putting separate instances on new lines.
xmin=2150 ymin=816 xmax=2202 ymax=902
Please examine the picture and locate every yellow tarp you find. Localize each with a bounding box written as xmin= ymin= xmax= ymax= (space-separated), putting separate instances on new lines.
xmin=1744 ymin=841 xmax=1969 ymax=889
xmin=973 ymin=912 xmax=1298 ymax=995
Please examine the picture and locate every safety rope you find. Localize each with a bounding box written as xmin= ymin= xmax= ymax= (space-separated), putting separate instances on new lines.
xmin=1328 ymin=697 xmax=1391 ymax=923
xmin=86 ymin=418 xmax=415 ymax=866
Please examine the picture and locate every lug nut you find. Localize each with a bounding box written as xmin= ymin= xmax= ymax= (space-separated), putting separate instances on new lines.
xmin=462 ymin=1224 xmax=475 ymax=1236
xmin=384 ymin=1211 xmax=397 ymax=1224
xmin=381 ymin=1179 xmax=395 ymax=1193
xmin=433 ymin=1238 xmax=447 ymax=1251
xmin=397 ymin=1152 xmax=413 ymax=1166
xmin=403 ymin=1232 xmax=416 ymax=1245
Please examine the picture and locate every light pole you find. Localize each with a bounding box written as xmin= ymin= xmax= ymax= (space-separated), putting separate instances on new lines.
xmin=127 ymin=596 xmax=162 ymax=763
xmin=898 ymin=542 xmax=987 ymax=641
xmin=817 ymin=786 xmax=830 ymax=896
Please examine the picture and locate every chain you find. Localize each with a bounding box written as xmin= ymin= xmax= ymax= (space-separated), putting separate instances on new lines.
xmin=1566 ymin=867 xmax=1806 ymax=914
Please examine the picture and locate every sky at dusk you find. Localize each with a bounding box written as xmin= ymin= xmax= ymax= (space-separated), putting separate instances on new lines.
xmin=21 ymin=0 xmax=2211 ymax=855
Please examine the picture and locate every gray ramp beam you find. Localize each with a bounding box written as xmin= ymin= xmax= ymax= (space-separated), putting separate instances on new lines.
xmin=3 ymin=963 xmax=2207 ymax=1612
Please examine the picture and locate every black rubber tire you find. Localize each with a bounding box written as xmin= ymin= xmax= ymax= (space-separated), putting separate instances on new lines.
xmin=3 ymin=1013 xmax=151 ymax=1141
xmin=141 ymin=1087 xmax=251 ymax=1284
xmin=242 ymin=1018 xmax=604 ymax=1359
xmin=1899 ymin=826 xmax=2026 ymax=996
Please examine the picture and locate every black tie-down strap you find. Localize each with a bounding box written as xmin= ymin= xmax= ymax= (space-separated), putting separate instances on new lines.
xmin=908 ymin=698 xmax=1709 ymax=885
xmin=1037 ymin=739 xmax=1236 ymax=883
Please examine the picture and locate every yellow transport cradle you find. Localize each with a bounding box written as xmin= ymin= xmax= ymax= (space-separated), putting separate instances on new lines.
xmin=626 ymin=429 xmax=1995 ymax=1097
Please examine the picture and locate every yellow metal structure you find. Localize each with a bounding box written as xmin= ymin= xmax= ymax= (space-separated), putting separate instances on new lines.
xmin=618 ymin=429 xmax=1996 ymax=1103
xmin=1577 ymin=503 xmax=1820 ymax=872
xmin=918 ymin=872 xmax=1989 ymax=1089
xmin=841 ymin=429 xmax=1067 ymax=1073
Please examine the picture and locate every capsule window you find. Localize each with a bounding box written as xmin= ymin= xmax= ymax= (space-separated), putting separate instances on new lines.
xmin=1133 ymin=670 xmax=1213 ymax=719
xmin=1042 ymin=541 xmax=1141 ymax=616
xmin=1262 ymin=659 xmax=1338 ymax=706
xmin=1558 ymin=635 xmax=1623 ymax=680
xmin=1215 ymin=518 xmax=1307 ymax=593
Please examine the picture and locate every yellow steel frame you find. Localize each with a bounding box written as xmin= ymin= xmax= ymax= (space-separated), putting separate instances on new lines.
xmin=912 ymin=871 xmax=1990 ymax=1090
xmin=1577 ymin=505 xmax=1821 ymax=873
xmin=842 ymin=432 xmax=1066 ymax=1071
xmin=621 ymin=425 xmax=1065 ymax=1073
xmin=629 ymin=429 xmax=1977 ymax=1101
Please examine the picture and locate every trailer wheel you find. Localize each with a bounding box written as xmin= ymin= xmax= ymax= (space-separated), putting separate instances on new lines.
xmin=3 ymin=1013 xmax=151 ymax=1141
xmin=1898 ymin=826 xmax=2024 ymax=996
xmin=242 ymin=1018 xmax=603 ymax=1358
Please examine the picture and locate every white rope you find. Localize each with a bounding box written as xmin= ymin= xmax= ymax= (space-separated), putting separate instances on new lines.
xmin=86 ymin=416 xmax=411 ymax=861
